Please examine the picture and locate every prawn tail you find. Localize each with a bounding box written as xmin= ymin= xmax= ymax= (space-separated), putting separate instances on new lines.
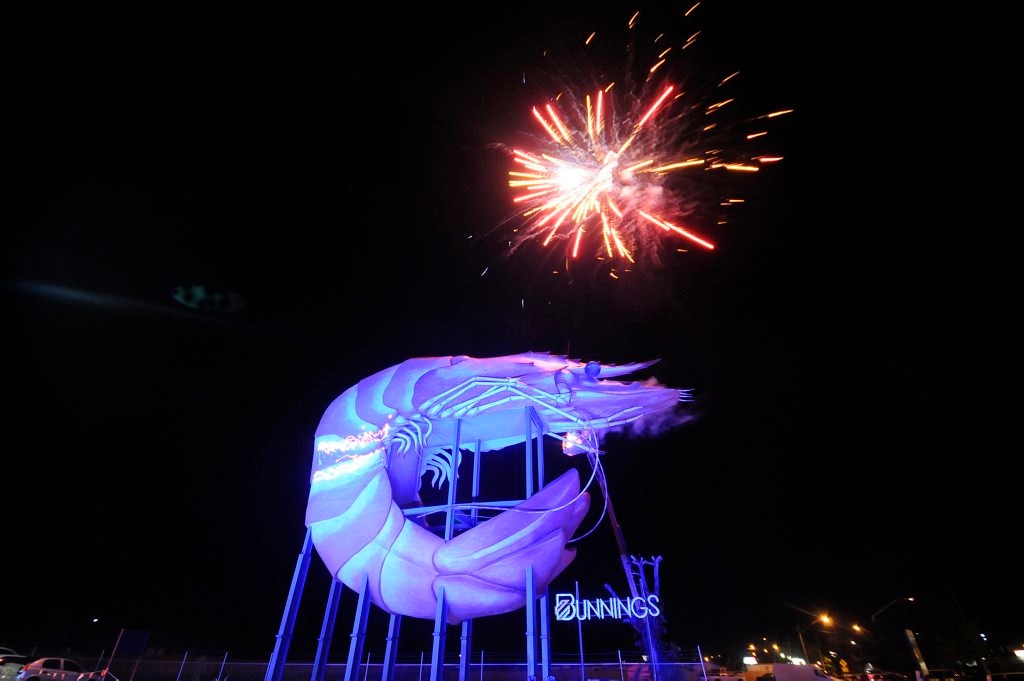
xmin=432 ymin=468 xmax=590 ymax=623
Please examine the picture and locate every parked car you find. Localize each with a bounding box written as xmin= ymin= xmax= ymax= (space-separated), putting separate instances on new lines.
xmin=0 ymin=654 xmax=30 ymax=681
xmin=15 ymin=658 xmax=85 ymax=681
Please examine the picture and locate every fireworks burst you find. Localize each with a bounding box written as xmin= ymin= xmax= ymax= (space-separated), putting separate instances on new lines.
xmin=504 ymin=4 xmax=792 ymax=273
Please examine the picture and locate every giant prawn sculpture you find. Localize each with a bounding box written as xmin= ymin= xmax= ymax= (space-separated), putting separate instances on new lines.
xmin=305 ymin=352 xmax=684 ymax=625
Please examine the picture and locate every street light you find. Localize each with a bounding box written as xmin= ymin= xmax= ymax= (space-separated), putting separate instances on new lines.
xmin=797 ymin=614 xmax=832 ymax=664
xmin=871 ymin=596 xmax=915 ymax=622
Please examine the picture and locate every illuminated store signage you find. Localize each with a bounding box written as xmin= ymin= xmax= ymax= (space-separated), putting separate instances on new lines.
xmin=554 ymin=592 xmax=661 ymax=621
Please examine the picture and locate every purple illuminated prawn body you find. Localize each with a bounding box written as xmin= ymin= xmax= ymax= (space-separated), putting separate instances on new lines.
xmin=305 ymin=352 xmax=683 ymax=624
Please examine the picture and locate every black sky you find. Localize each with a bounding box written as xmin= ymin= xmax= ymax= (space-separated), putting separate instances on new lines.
xmin=4 ymin=0 xmax=1019 ymax=665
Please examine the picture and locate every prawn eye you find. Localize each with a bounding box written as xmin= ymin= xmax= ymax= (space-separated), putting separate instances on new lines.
xmin=562 ymin=430 xmax=594 ymax=456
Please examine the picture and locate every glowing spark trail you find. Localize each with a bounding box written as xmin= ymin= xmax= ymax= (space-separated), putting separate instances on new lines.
xmin=504 ymin=7 xmax=791 ymax=270
xmin=509 ymin=85 xmax=717 ymax=265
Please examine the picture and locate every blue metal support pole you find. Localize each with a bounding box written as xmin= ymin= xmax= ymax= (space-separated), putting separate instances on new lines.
xmin=382 ymin=614 xmax=402 ymax=681
xmin=343 ymin=573 xmax=372 ymax=681
xmin=539 ymin=589 xmax=551 ymax=681
xmin=525 ymin=564 xmax=536 ymax=681
xmin=311 ymin=578 xmax=344 ymax=681
xmin=534 ymin=423 xmax=551 ymax=681
xmin=431 ymin=419 xmax=463 ymax=681
xmin=576 ymin=583 xmax=586 ymax=681
xmin=458 ymin=437 xmax=479 ymax=681
xmin=444 ymin=420 xmax=461 ymax=542
xmin=533 ymin=411 xmax=545 ymax=489
xmin=265 ymin=528 xmax=313 ymax=681
xmin=639 ymin=567 xmax=660 ymax=681
xmin=429 ymin=587 xmax=449 ymax=681
xmin=524 ymin=408 xmax=534 ymax=497
xmin=458 ymin=619 xmax=473 ymax=681
xmin=471 ymin=439 xmax=481 ymax=526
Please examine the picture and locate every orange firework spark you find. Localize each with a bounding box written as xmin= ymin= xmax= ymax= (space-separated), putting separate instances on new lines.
xmin=505 ymin=5 xmax=791 ymax=270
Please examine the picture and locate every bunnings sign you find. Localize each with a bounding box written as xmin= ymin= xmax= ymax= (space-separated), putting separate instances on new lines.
xmin=554 ymin=592 xmax=661 ymax=622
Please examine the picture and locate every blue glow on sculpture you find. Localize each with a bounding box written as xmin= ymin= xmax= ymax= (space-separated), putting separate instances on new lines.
xmin=305 ymin=352 xmax=684 ymax=624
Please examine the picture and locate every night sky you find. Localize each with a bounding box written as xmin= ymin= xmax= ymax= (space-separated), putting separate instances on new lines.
xmin=4 ymin=0 xmax=1018 ymax=667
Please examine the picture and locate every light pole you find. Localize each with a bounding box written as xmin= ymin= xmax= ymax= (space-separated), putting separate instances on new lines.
xmin=871 ymin=596 xmax=915 ymax=623
xmin=796 ymin=614 xmax=832 ymax=664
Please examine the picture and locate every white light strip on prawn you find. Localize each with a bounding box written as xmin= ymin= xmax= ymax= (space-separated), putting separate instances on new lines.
xmin=311 ymin=448 xmax=386 ymax=483
xmin=314 ymin=424 xmax=391 ymax=466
